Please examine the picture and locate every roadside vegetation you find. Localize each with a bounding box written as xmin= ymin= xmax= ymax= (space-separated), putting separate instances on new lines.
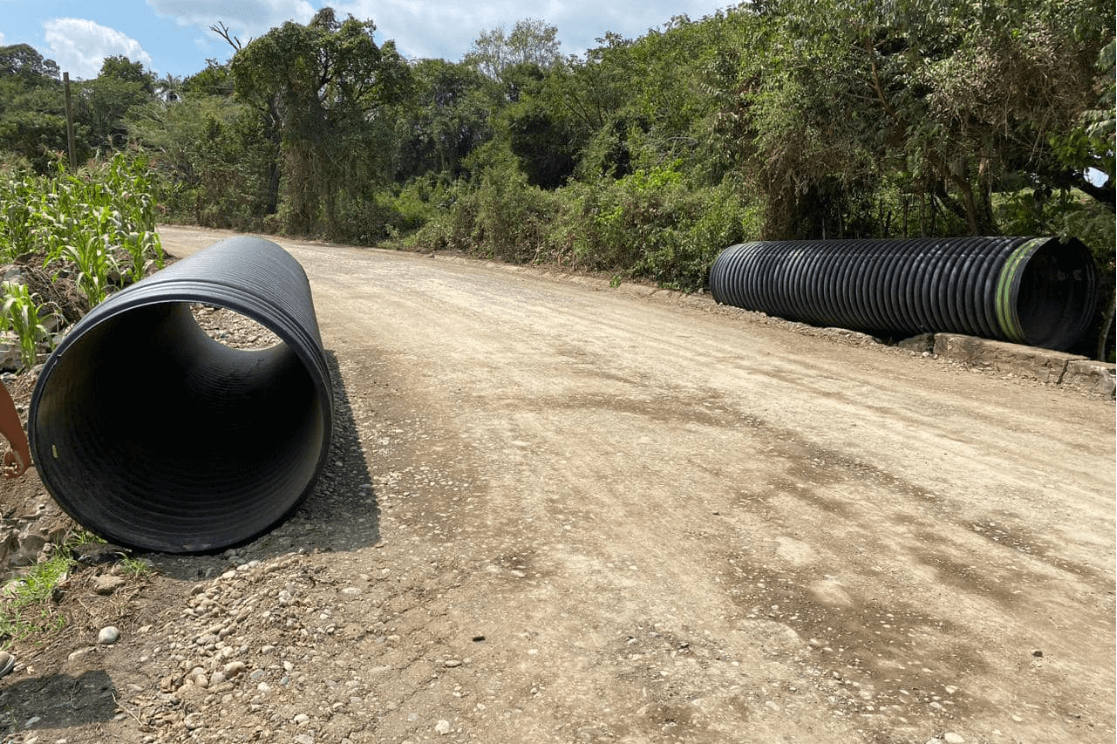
xmin=0 ymin=0 xmax=1112 ymax=349
xmin=0 ymin=155 xmax=164 ymax=370
xmin=0 ymin=547 xmax=70 ymax=643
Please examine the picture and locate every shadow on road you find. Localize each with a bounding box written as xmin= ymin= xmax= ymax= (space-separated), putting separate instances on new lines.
xmin=149 ymin=350 xmax=380 ymax=580
xmin=0 ymin=669 xmax=117 ymax=734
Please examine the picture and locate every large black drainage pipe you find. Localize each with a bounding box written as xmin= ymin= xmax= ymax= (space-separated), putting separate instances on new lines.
xmin=709 ymin=237 xmax=1099 ymax=351
xmin=28 ymin=236 xmax=334 ymax=553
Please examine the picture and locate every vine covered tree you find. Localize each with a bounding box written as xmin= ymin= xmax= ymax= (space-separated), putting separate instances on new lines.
xmin=229 ymin=7 xmax=412 ymax=236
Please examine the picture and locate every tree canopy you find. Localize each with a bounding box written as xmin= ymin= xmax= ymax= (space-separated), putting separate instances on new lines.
xmin=464 ymin=19 xmax=562 ymax=81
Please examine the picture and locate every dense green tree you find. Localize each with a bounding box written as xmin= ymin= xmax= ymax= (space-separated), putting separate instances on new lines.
xmin=229 ymin=7 xmax=411 ymax=236
xmin=182 ymin=60 xmax=234 ymax=98
xmin=77 ymin=56 xmax=157 ymax=152
xmin=129 ymin=92 xmax=275 ymax=228
xmin=98 ymin=55 xmax=155 ymax=93
xmin=392 ymin=59 xmax=497 ymax=182
xmin=0 ymin=43 xmax=60 ymax=81
xmin=721 ymin=0 xmax=1113 ymax=238
xmin=0 ymin=44 xmax=71 ymax=170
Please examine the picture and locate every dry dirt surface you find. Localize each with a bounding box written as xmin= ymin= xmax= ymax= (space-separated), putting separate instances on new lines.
xmin=1 ymin=225 xmax=1114 ymax=744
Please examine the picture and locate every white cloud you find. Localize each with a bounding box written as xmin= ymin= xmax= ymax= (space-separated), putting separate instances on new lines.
xmin=0 ymin=32 xmax=6 ymax=46
xmin=43 ymin=18 xmax=154 ymax=80
xmin=329 ymin=1 xmax=732 ymax=62
xmin=330 ymin=1 xmax=485 ymax=60
xmin=145 ymin=0 xmax=316 ymax=42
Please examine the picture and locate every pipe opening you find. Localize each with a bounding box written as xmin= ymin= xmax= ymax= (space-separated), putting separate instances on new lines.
xmin=1011 ymin=238 xmax=1099 ymax=350
xmin=32 ymin=301 xmax=326 ymax=553
xmin=190 ymin=303 xmax=283 ymax=350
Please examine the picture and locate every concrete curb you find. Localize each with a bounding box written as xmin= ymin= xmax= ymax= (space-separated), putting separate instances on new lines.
xmin=932 ymin=333 xmax=1116 ymax=398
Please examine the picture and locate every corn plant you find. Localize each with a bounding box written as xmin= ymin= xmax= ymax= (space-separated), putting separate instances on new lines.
xmin=121 ymin=229 xmax=163 ymax=283
xmin=106 ymin=155 xmax=164 ymax=279
xmin=0 ymin=154 xmax=164 ymax=358
xmin=47 ymin=233 xmax=118 ymax=307
xmin=0 ymin=283 xmax=57 ymax=370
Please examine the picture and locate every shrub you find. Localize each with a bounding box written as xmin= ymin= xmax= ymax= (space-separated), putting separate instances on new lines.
xmin=413 ymin=158 xmax=563 ymax=263
xmin=552 ymin=166 xmax=761 ymax=289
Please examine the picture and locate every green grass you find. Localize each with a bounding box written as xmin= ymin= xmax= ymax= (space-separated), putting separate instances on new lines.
xmin=0 ymin=529 xmax=148 ymax=650
xmin=0 ymin=550 xmax=72 ymax=647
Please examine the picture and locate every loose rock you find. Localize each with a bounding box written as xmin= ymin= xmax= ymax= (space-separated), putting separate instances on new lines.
xmin=92 ymin=575 xmax=127 ymax=595
xmin=98 ymin=626 xmax=121 ymax=645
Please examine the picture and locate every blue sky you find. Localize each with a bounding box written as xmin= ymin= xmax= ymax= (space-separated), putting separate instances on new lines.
xmin=1 ymin=0 xmax=740 ymax=80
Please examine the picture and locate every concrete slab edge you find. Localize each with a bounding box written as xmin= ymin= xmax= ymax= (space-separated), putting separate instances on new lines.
xmin=932 ymin=333 xmax=1116 ymax=398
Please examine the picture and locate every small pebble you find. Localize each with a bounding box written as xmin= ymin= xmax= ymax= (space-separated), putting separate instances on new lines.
xmin=293 ymin=713 xmax=310 ymax=725
xmin=944 ymin=734 xmax=965 ymax=744
xmin=444 ymin=660 xmax=462 ymax=668
xmin=98 ymin=626 xmax=120 ymax=645
xmin=68 ymin=647 xmax=96 ymax=661
xmin=435 ymin=720 xmax=451 ymax=735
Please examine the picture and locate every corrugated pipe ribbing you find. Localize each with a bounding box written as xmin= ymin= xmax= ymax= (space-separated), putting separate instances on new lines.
xmin=29 ymin=237 xmax=334 ymax=553
xmin=708 ymin=237 xmax=1099 ymax=351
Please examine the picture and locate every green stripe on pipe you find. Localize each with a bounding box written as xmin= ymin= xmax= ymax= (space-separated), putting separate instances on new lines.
xmin=994 ymin=238 xmax=1045 ymax=344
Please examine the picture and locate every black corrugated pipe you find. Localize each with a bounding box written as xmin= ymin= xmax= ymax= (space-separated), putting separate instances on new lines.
xmin=28 ymin=236 xmax=334 ymax=553
xmin=709 ymin=237 xmax=1099 ymax=351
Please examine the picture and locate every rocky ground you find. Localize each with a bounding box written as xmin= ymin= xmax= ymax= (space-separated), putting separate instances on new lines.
xmin=1 ymin=305 xmax=507 ymax=744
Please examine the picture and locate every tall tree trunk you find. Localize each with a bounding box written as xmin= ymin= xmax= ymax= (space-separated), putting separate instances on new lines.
xmin=265 ymin=160 xmax=281 ymax=216
xmin=1098 ymin=293 xmax=1116 ymax=362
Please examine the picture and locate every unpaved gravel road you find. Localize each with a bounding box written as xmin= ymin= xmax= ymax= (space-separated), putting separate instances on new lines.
xmin=2 ymin=226 xmax=1114 ymax=744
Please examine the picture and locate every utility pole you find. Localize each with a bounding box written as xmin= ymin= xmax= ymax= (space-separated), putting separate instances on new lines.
xmin=63 ymin=72 xmax=77 ymax=170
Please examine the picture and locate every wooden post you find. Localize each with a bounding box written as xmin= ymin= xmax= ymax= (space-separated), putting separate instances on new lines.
xmin=63 ymin=72 xmax=77 ymax=170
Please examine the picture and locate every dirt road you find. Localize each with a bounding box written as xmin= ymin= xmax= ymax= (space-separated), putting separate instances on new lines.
xmin=3 ymin=226 xmax=1114 ymax=744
